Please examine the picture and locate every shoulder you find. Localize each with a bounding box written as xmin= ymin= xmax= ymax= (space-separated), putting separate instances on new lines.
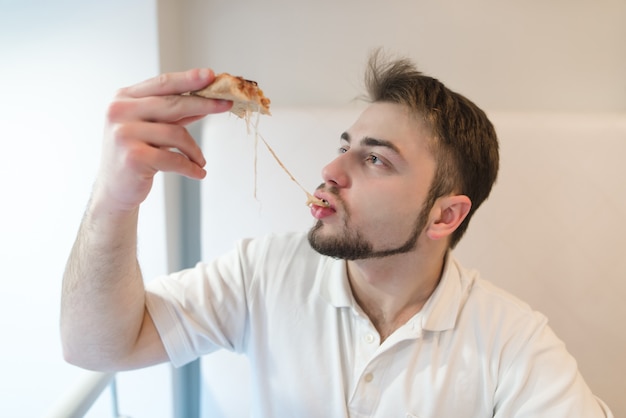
xmin=244 ymin=231 xmax=314 ymax=250
xmin=451 ymin=258 xmax=575 ymax=375
xmin=442 ymin=257 xmax=556 ymax=367
xmin=236 ymin=231 xmax=320 ymax=264
xmin=453 ymin=257 xmax=546 ymax=327
xmin=235 ymin=231 xmax=332 ymax=288
xmin=451 ymin=261 xmax=611 ymax=416
xmin=423 ymin=255 xmax=546 ymax=336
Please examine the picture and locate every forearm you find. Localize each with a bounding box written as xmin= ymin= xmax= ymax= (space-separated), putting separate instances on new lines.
xmin=61 ymin=198 xmax=147 ymax=370
xmin=60 ymin=68 xmax=231 ymax=370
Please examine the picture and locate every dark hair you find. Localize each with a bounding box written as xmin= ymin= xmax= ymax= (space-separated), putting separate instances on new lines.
xmin=364 ymin=50 xmax=499 ymax=248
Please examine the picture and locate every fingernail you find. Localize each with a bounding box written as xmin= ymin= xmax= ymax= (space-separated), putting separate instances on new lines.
xmin=198 ymin=68 xmax=211 ymax=81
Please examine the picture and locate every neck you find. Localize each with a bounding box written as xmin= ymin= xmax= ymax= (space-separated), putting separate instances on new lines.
xmin=347 ymin=244 xmax=447 ymax=342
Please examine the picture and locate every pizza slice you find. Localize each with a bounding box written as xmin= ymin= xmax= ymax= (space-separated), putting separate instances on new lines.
xmin=191 ymin=73 xmax=271 ymax=118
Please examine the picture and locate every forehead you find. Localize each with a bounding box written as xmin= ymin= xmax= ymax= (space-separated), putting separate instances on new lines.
xmin=346 ymin=102 xmax=432 ymax=152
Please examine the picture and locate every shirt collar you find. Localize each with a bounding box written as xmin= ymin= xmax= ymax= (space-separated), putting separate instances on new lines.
xmin=419 ymin=252 xmax=466 ymax=332
xmin=318 ymin=257 xmax=353 ymax=308
xmin=318 ymin=252 xmax=467 ymax=332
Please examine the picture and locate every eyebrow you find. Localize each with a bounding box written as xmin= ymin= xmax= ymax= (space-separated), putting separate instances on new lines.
xmin=340 ymin=132 xmax=401 ymax=155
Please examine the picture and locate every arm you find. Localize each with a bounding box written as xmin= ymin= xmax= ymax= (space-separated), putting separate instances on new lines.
xmin=60 ymin=69 xmax=232 ymax=371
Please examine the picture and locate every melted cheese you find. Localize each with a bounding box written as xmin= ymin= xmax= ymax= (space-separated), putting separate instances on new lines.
xmin=253 ymin=127 xmax=328 ymax=207
xmin=237 ymin=108 xmax=328 ymax=208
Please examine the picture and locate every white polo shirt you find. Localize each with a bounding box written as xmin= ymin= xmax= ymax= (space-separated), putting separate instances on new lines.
xmin=145 ymin=232 xmax=612 ymax=417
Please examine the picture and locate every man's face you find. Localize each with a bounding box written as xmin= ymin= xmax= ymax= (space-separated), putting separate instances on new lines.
xmin=308 ymin=102 xmax=437 ymax=260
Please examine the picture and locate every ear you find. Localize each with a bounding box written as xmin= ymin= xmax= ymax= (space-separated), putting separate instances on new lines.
xmin=425 ymin=195 xmax=472 ymax=241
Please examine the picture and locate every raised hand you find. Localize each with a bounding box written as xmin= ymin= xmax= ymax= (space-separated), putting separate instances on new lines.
xmin=94 ymin=68 xmax=232 ymax=212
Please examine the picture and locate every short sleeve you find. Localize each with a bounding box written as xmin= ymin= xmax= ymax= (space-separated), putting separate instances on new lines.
xmin=145 ymin=238 xmax=259 ymax=367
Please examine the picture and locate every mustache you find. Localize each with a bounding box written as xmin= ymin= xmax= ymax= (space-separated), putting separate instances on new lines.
xmin=315 ymin=183 xmax=340 ymax=196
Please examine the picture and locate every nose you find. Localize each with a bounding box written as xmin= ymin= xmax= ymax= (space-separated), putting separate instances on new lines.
xmin=321 ymin=153 xmax=350 ymax=188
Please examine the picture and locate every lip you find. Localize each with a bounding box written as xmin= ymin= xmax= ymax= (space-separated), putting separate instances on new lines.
xmin=310 ymin=192 xmax=337 ymax=219
xmin=314 ymin=192 xmax=335 ymax=210
xmin=310 ymin=204 xmax=335 ymax=220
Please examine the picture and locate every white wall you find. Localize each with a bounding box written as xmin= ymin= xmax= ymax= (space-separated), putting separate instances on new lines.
xmin=0 ymin=1 xmax=172 ymax=417
xmin=177 ymin=0 xmax=626 ymax=112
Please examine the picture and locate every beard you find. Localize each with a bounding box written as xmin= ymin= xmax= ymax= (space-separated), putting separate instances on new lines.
xmin=307 ymin=188 xmax=432 ymax=260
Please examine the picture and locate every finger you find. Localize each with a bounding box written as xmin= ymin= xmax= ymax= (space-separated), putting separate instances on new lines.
xmin=120 ymin=143 xmax=206 ymax=180
xmin=121 ymin=68 xmax=215 ymax=99
xmin=148 ymin=147 xmax=207 ymax=179
xmin=175 ymin=107 xmax=232 ymax=126
xmin=111 ymin=121 xmax=206 ymax=168
xmin=107 ymin=95 xmax=233 ymax=124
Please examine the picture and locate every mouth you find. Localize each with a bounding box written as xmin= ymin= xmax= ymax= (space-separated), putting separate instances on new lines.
xmin=309 ymin=192 xmax=336 ymax=219
xmin=306 ymin=193 xmax=330 ymax=208
xmin=314 ymin=191 xmax=334 ymax=209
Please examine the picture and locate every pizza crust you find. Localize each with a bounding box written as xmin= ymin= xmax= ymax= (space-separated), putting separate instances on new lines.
xmin=191 ymin=73 xmax=271 ymax=118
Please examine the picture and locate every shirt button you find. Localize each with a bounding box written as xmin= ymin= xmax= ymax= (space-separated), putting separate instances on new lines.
xmin=364 ymin=333 xmax=375 ymax=343
xmin=363 ymin=373 xmax=374 ymax=382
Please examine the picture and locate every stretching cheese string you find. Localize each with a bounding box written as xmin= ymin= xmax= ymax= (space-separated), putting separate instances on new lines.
xmin=257 ymin=132 xmax=323 ymax=207
xmin=244 ymin=111 xmax=326 ymax=207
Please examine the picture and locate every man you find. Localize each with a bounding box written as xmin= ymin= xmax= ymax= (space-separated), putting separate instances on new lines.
xmin=61 ymin=54 xmax=612 ymax=417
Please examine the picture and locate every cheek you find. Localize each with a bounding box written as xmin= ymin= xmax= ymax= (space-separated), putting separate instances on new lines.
xmin=352 ymin=196 xmax=419 ymax=234
xmin=367 ymin=186 xmax=421 ymax=215
xmin=347 ymin=179 xmax=425 ymax=224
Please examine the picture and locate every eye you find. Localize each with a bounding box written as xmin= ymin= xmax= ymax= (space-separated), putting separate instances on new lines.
xmin=338 ymin=146 xmax=349 ymax=154
xmin=366 ymin=153 xmax=384 ymax=166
